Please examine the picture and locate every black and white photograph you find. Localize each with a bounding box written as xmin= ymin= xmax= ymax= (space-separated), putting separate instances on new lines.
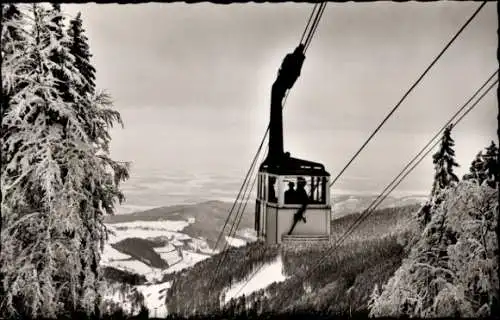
xmin=1 ymin=1 xmax=498 ymax=319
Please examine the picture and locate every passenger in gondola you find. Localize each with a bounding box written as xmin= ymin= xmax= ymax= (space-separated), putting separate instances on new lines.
xmin=284 ymin=181 xmax=296 ymax=204
xmin=295 ymin=177 xmax=309 ymax=205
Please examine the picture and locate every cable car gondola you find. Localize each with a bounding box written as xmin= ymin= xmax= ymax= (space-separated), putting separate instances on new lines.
xmin=254 ymin=39 xmax=331 ymax=245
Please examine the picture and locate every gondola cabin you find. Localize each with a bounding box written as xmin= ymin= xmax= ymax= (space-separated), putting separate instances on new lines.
xmin=255 ymin=156 xmax=331 ymax=244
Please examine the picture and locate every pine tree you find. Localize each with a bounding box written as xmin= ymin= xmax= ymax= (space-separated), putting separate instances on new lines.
xmin=1 ymin=4 xmax=129 ymax=318
xmin=369 ymin=181 xmax=498 ymax=317
xmin=64 ymin=10 xmax=114 ymax=317
xmin=1 ymin=5 xmax=77 ymax=317
xmin=463 ymin=141 xmax=498 ymax=189
xmin=1 ymin=4 xmax=29 ymax=162
xmin=67 ymin=12 xmax=96 ymax=97
xmin=431 ymin=125 xmax=460 ymax=198
xmin=46 ymin=4 xmax=76 ymax=106
xmin=463 ymin=151 xmax=487 ymax=185
xmin=240 ymin=294 xmax=247 ymax=316
xmin=1 ymin=4 xmax=27 ymax=112
xmin=482 ymin=141 xmax=499 ymax=188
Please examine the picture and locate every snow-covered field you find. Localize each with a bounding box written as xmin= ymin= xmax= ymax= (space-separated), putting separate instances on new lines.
xmin=116 ymin=205 xmax=159 ymax=215
xmin=222 ymin=255 xmax=288 ymax=305
xmin=103 ymin=259 xmax=159 ymax=277
xmin=102 ymin=244 xmax=132 ymax=262
xmin=157 ymin=249 xmax=183 ymax=266
xmin=101 ymin=216 xmax=212 ymax=284
xmin=102 ymin=214 xmax=251 ymax=281
xmin=106 ymin=220 xmax=192 ymax=244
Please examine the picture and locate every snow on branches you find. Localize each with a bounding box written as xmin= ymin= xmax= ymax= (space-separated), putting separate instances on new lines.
xmin=431 ymin=125 xmax=460 ymax=199
xmin=463 ymin=141 xmax=499 ymax=189
xmin=369 ymin=181 xmax=498 ymax=318
xmin=1 ymin=4 xmax=129 ymax=318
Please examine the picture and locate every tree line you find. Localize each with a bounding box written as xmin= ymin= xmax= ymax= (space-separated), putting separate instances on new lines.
xmin=369 ymin=125 xmax=499 ymax=317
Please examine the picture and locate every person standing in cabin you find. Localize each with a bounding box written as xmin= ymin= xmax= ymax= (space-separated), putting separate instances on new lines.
xmin=285 ymin=181 xmax=296 ymax=204
xmin=288 ymin=177 xmax=309 ymax=234
xmin=295 ymin=177 xmax=309 ymax=205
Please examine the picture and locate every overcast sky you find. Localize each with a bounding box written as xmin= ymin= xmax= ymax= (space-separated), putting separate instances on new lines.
xmin=64 ymin=2 xmax=497 ymax=195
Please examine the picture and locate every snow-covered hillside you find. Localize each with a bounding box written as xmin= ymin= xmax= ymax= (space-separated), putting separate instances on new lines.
xmin=107 ymin=220 xmax=191 ymax=243
xmin=221 ymin=255 xmax=288 ymax=305
xmin=100 ymin=196 xmax=424 ymax=316
xmin=100 ymin=206 xmax=255 ymax=316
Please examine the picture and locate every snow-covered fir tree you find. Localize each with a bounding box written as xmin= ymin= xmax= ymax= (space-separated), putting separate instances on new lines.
xmin=1 ymin=4 xmax=129 ymax=318
xmin=463 ymin=151 xmax=487 ymax=185
xmin=482 ymin=141 xmax=499 ymax=188
xmin=1 ymin=3 xmax=28 ymax=121
xmin=463 ymin=141 xmax=499 ymax=189
xmin=431 ymin=125 xmax=459 ymax=199
xmin=369 ymin=181 xmax=498 ymax=317
xmin=416 ymin=126 xmax=460 ymax=229
xmin=67 ymin=11 xmax=96 ymax=97
xmin=46 ymin=4 xmax=75 ymax=105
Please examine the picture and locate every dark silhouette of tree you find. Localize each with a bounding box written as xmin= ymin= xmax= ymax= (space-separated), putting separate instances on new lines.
xmin=463 ymin=151 xmax=487 ymax=184
xmin=67 ymin=11 xmax=96 ymax=97
xmin=431 ymin=125 xmax=459 ymax=198
xmin=463 ymin=141 xmax=498 ymax=189
xmin=482 ymin=141 xmax=499 ymax=188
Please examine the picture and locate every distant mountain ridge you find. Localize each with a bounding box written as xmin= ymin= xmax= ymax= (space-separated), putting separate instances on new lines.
xmin=105 ymin=200 xmax=255 ymax=248
xmin=332 ymin=194 xmax=427 ymax=218
xmin=107 ymin=195 xmax=426 ymax=224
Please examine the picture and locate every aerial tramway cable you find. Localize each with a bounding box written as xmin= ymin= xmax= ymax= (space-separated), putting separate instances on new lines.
xmin=212 ymin=139 xmax=263 ymax=252
xmin=304 ymin=3 xmax=327 ymax=52
xmin=209 ymin=3 xmax=328 ymax=291
xmin=230 ymin=1 xmax=489 ymax=298
xmin=234 ymin=72 xmax=498 ymax=301
xmin=213 ymin=2 xmax=326 ymax=252
xmin=233 ymin=0 xmax=485 ymax=245
xmin=299 ymin=3 xmax=320 ymax=44
xmin=328 ymin=0 xmax=488 ymax=188
xmin=225 ymin=1 xmax=327 ymax=241
xmin=229 ymin=2 xmax=327 ymax=239
xmin=279 ymin=74 xmax=499 ymax=307
xmin=212 ymin=0 xmax=487 ymax=295
xmin=331 ymin=69 xmax=499 ymax=247
xmin=296 ymin=83 xmax=499 ymax=302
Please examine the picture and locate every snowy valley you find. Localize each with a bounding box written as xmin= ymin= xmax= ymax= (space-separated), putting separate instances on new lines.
xmin=99 ymin=195 xmax=426 ymax=317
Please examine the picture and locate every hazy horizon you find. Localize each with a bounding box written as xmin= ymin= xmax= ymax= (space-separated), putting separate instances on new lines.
xmin=63 ymin=2 xmax=498 ymax=203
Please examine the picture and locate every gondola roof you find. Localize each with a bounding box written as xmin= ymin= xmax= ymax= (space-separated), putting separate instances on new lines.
xmin=259 ymin=154 xmax=330 ymax=176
